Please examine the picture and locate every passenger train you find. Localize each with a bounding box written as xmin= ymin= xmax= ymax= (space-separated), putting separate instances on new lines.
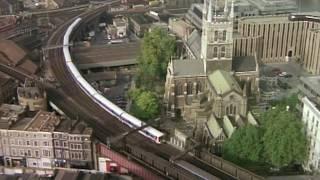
xmin=288 ymin=13 xmax=320 ymax=23
xmin=63 ymin=18 xmax=164 ymax=144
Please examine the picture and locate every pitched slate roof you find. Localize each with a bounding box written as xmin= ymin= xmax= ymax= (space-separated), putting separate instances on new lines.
xmin=208 ymin=70 xmax=241 ymax=95
xmin=186 ymin=30 xmax=201 ymax=59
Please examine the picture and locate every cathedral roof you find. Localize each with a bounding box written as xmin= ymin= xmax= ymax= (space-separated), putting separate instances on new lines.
xmin=172 ymin=60 xmax=205 ymax=76
xmin=186 ymin=30 xmax=201 ymax=59
xmin=208 ymin=70 xmax=241 ymax=95
xmin=206 ymin=114 xmax=224 ymax=139
xmin=232 ymin=56 xmax=257 ymax=72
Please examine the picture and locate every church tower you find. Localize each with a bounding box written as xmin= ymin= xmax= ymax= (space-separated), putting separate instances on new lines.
xmin=201 ymin=0 xmax=234 ymax=74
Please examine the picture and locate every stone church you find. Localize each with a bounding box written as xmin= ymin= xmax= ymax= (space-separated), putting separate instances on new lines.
xmin=164 ymin=0 xmax=259 ymax=151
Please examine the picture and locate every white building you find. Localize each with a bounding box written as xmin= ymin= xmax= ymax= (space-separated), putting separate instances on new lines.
xmin=302 ymin=97 xmax=320 ymax=172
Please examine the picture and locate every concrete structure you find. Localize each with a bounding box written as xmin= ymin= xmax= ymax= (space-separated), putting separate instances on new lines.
xmin=106 ymin=16 xmax=128 ymax=39
xmin=238 ymin=12 xmax=320 ymax=74
xmin=129 ymin=14 xmax=154 ymax=37
xmin=247 ymin=0 xmax=297 ymax=15
xmin=302 ymin=97 xmax=320 ymax=172
xmin=299 ymin=76 xmax=320 ymax=106
xmin=17 ymin=80 xmax=47 ymax=112
xmin=0 ymin=109 xmax=94 ymax=169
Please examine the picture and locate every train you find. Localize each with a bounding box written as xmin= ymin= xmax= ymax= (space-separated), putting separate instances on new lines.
xmin=63 ymin=17 xmax=164 ymax=144
xmin=288 ymin=13 xmax=320 ymax=23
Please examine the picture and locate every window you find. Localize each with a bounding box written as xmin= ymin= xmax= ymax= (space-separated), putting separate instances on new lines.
xmin=222 ymin=30 xmax=227 ymax=41
xmin=26 ymin=141 xmax=30 ymax=146
xmin=187 ymin=82 xmax=193 ymax=95
xmin=43 ymin=141 xmax=48 ymax=146
xmin=63 ymin=142 xmax=67 ymax=147
xmin=55 ymin=141 xmax=59 ymax=146
xmin=20 ymin=150 xmax=24 ymax=156
xmin=34 ymin=141 xmax=38 ymax=146
xmin=35 ymin=151 xmax=39 ymax=157
xmin=214 ymin=31 xmax=219 ymax=41
xmin=221 ymin=46 xmax=226 ymax=57
xmin=213 ymin=47 xmax=218 ymax=58
xmin=27 ymin=150 xmax=31 ymax=157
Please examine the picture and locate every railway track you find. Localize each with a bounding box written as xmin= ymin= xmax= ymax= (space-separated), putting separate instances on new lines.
xmin=46 ymin=2 xmax=242 ymax=180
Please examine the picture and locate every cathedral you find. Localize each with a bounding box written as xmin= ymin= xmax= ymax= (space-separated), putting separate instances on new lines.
xmin=164 ymin=0 xmax=260 ymax=151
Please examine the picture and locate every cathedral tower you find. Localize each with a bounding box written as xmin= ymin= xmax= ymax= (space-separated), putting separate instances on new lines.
xmin=201 ymin=0 xmax=234 ymax=74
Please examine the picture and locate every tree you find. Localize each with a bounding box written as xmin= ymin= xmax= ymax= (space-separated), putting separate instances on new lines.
xmin=136 ymin=28 xmax=176 ymax=90
xmin=129 ymin=89 xmax=160 ymax=121
xmin=223 ymin=125 xmax=264 ymax=165
xmin=262 ymin=106 xmax=308 ymax=168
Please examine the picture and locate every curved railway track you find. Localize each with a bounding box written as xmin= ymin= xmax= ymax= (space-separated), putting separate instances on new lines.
xmin=47 ymin=3 xmax=238 ymax=180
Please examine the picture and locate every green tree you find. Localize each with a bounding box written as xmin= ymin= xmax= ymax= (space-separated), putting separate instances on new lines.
xmin=129 ymin=89 xmax=160 ymax=121
xmin=136 ymin=28 xmax=176 ymax=90
xmin=262 ymin=106 xmax=308 ymax=168
xmin=223 ymin=125 xmax=264 ymax=165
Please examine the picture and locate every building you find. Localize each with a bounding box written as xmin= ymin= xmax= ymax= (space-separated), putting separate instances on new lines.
xmin=17 ymin=80 xmax=47 ymax=112
xmin=238 ymin=12 xmax=320 ymax=74
xmin=0 ymin=109 xmax=94 ymax=169
xmin=0 ymin=72 xmax=17 ymax=105
xmin=298 ymin=76 xmax=320 ymax=107
xmin=129 ymin=14 xmax=155 ymax=37
xmin=169 ymin=18 xmax=195 ymax=40
xmin=163 ymin=0 xmax=202 ymax=9
xmin=106 ymin=16 xmax=128 ymax=39
xmin=164 ymin=0 xmax=259 ymax=150
xmin=0 ymin=0 xmax=22 ymax=15
xmin=302 ymin=96 xmax=320 ymax=172
xmin=246 ymin=0 xmax=297 ymax=15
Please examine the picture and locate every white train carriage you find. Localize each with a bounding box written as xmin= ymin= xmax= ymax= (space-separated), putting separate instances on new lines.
xmin=66 ymin=62 xmax=81 ymax=78
xmin=63 ymin=17 xmax=165 ymax=144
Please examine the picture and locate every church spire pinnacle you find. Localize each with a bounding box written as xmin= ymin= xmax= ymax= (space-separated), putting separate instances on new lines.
xmin=230 ymin=0 xmax=234 ymax=19
xmin=224 ymin=0 xmax=228 ymax=15
xmin=208 ymin=0 xmax=213 ymax=22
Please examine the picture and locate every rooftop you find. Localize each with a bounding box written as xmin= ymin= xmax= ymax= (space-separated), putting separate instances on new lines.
xmin=171 ymin=59 xmax=205 ymax=77
xmin=300 ymin=76 xmax=320 ymax=96
xmin=232 ymin=56 xmax=257 ymax=72
xmin=0 ymin=104 xmax=26 ymax=129
xmin=208 ymin=70 xmax=242 ymax=95
xmin=240 ymin=15 xmax=289 ymax=23
xmin=130 ymin=14 xmax=154 ymax=25
xmin=26 ymin=111 xmax=60 ymax=132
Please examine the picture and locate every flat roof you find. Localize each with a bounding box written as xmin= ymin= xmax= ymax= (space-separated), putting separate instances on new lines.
xmin=300 ymin=76 xmax=320 ymax=96
xmin=172 ymin=59 xmax=205 ymax=77
xmin=240 ymin=15 xmax=289 ymax=24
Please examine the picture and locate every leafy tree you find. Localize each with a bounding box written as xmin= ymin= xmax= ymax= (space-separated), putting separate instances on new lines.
xmin=136 ymin=28 xmax=176 ymax=90
xmin=262 ymin=106 xmax=308 ymax=168
xmin=129 ymin=89 xmax=160 ymax=121
xmin=223 ymin=125 xmax=264 ymax=165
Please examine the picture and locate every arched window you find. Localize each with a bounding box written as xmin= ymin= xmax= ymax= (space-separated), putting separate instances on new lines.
xmin=214 ymin=31 xmax=219 ymax=41
xmin=187 ymin=82 xmax=193 ymax=95
xmin=213 ymin=47 xmax=218 ymax=58
xmin=226 ymin=107 xmax=229 ymax=115
xmin=221 ymin=46 xmax=226 ymax=57
xmin=233 ymin=106 xmax=237 ymax=115
xmin=222 ymin=30 xmax=227 ymax=41
xmin=196 ymin=82 xmax=202 ymax=94
xmin=176 ymin=84 xmax=183 ymax=95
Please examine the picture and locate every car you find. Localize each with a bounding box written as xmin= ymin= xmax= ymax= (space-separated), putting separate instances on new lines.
xmin=284 ymin=74 xmax=293 ymax=78
xmin=279 ymin=72 xmax=287 ymax=77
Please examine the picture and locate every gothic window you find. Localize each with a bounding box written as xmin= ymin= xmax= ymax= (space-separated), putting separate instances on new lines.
xmin=222 ymin=30 xmax=227 ymax=41
xmin=187 ymin=82 xmax=193 ymax=95
xmin=214 ymin=31 xmax=219 ymax=41
xmin=213 ymin=47 xmax=218 ymax=58
xmin=221 ymin=46 xmax=226 ymax=57
xmin=233 ymin=106 xmax=237 ymax=115
xmin=176 ymin=84 xmax=183 ymax=95
xmin=196 ymin=81 xmax=202 ymax=94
